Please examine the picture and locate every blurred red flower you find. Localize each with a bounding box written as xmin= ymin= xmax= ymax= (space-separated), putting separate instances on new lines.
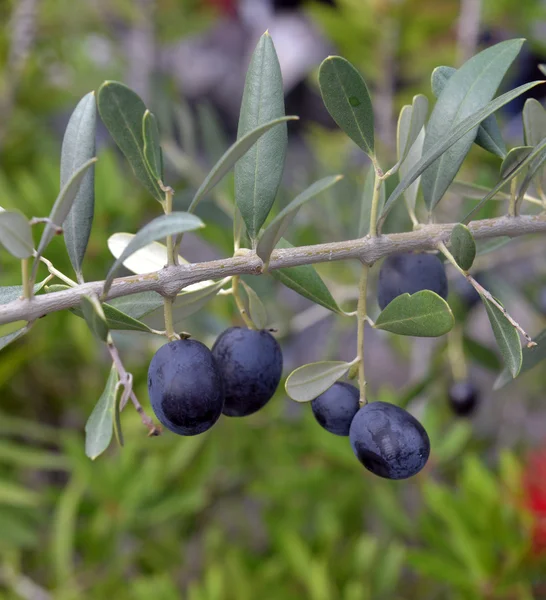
xmin=523 ymin=447 xmax=546 ymax=555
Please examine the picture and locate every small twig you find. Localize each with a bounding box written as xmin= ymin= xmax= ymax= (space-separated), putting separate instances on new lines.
xmin=232 ymin=275 xmax=255 ymax=329
xmin=29 ymin=217 xmax=63 ymax=234
xmin=39 ymin=256 xmax=78 ymax=287
xmin=356 ymin=266 xmax=369 ymax=404
xmin=21 ymin=258 xmax=31 ymax=300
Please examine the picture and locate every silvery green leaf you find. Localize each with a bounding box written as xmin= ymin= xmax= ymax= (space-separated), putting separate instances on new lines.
xmin=0 ymin=211 xmax=33 ymax=259
xmin=85 ymin=366 xmax=120 ymax=460
xmin=285 ymin=361 xmax=353 ymax=402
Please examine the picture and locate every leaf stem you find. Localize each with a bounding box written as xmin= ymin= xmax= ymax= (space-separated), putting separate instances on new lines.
xmin=439 ymin=241 xmax=535 ymax=346
xmin=21 ymin=258 xmax=31 ymax=300
xmin=356 ymin=265 xmax=369 ymax=404
xmin=39 ymin=256 xmax=78 ymax=287
xmin=232 ymin=276 xmax=256 ymax=329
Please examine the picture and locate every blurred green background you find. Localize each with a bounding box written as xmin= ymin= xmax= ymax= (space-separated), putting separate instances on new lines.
xmin=2 ymin=0 xmax=546 ymax=598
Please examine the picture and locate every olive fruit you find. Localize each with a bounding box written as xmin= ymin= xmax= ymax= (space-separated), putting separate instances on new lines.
xmin=148 ymin=339 xmax=224 ymax=436
xmin=311 ymin=382 xmax=360 ymax=436
xmin=349 ymin=401 xmax=430 ymax=480
xmin=377 ymin=252 xmax=448 ymax=310
xmin=212 ymin=327 xmax=283 ymax=417
xmin=448 ymin=381 xmax=479 ymax=416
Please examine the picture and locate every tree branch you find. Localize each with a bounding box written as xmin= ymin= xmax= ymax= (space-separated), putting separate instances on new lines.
xmin=1 ymin=214 xmax=545 ymax=326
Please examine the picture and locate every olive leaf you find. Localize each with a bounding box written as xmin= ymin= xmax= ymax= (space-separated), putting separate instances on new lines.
xmin=285 ymin=361 xmax=354 ymax=402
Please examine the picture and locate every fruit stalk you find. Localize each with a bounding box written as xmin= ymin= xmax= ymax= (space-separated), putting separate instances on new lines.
xmin=162 ymin=185 xmax=178 ymax=340
xmin=231 ymin=276 xmax=256 ymax=329
xmin=356 ymin=265 xmax=369 ymax=404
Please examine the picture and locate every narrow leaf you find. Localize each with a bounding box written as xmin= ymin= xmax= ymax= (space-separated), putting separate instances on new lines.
xmin=142 ymin=110 xmax=163 ymax=181
xmin=35 ymin=158 xmax=97 ymax=267
xmin=450 ymin=224 xmax=476 ymax=271
xmin=80 ymin=295 xmax=109 ymax=342
xmin=449 ymin=180 xmax=510 ymax=200
xmin=380 ymin=80 xmax=544 ymax=224
xmin=318 ymin=56 xmax=374 ymax=156
xmin=0 ymin=279 xmax=49 ymax=304
xmin=494 ymin=328 xmax=546 ymax=388
xmin=431 ymin=65 xmax=506 ymax=158
xmin=374 ymin=291 xmax=454 ymax=337
xmin=256 ymin=175 xmax=342 ymax=262
xmin=270 ymin=239 xmax=340 ymax=313
xmin=240 ymin=280 xmax=268 ymax=329
xmin=397 ymin=95 xmax=428 ymax=163
xmin=235 ymin=32 xmax=288 ymax=239
xmin=109 ymin=291 xmax=164 ymax=320
xmin=97 ymin=81 xmax=163 ymax=202
xmin=422 ymin=40 xmax=523 ymax=211
xmin=0 ymin=327 xmax=27 ymax=351
xmin=191 ymin=116 xmax=296 ymax=214
xmin=285 ymin=361 xmax=353 ymax=402
xmin=482 ymin=296 xmax=522 ymax=378
xmin=107 ymin=233 xmax=213 ymax=290
xmin=523 ymin=98 xmax=546 ymax=193
xmin=61 ymin=91 xmax=97 ymax=281
xmin=400 ymin=126 xmax=425 ymax=215
xmin=500 ymin=146 xmax=532 ymax=178
xmin=0 ymin=212 xmax=33 ymax=259
xmin=85 ymin=366 xmax=120 ymax=460
xmin=103 ymin=212 xmax=204 ymax=294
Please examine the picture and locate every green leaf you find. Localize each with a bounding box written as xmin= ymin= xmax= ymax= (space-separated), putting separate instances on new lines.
xmin=103 ymin=212 xmax=204 ymax=294
xmin=374 ymin=291 xmax=454 ymax=337
xmin=0 ymin=327 xmax=27 ymax=351
xmin=450 ymin=224 xmax=476 ymax=271
xmin=515 ymin=145 xmax=546 ymax=204
xmin=397 ymin=95 xmax=428 ymax=163
xmin=85 ymin=366 xmax=120 ymax=460
xmin=234 ymin=32 xmax=288 ymax=239
xmin=143 ymin=278 xmax=230 ymax=329
xmin=109 ymin=291 xmax=164 ymax=320
xmin=400 ymin=126 xmax=425 ymax=215
xmin=318 ymin=56 xmax=374 ymax=156
xmin=97 ymin=81 xmax=163 ymax=202
xmin=431 ymin=65 xmax=506 ymax=158
xmin=35 ymin=157 xmax=97 ymax=267
xmin=449 ymin=180 xmax=510 ymax=201
xmin=0 ymin=279 xmax=49 ymax=304
xmin=482 ymin=296 xmax=522 ymax=378
xmin=192 ymin=115 xmax=296 ymax=214
xmin=61 ymin=91 xmax=97 ymax=282
xmin=358 ymin=168 xmax=385 ymax=237
xmin=380 ymin=79 xmax=543 ymax=224
xmin=500 ymin=146 xmax=532 ymax=178
xmin=522 ymin=98 xmax=546 ymax=192
xmin=142 ymin=110 xmax=163 ymax=181
xmin=80 ymin=295 xmax=109 ymax=342
xmin=0 ymin=211 xmax=33 ymax=258
xmin=240 ymin=280 xmax=267 ymax=329
xmin=285 ymin=361 xmax=353 ymax=402
xmin=422 ymin=40 xmax=523 ymax=211
xmin=463 ymin=336 xmax=501 ymax=371
xmin=494 ymin=327 xmax=546 ymax=389
xmin=270 ymin=239 xmax=340 ymax=313
xmin=107 ymin=232 xmax=214 ymax=290
xmin=256 ymin=175 xmax=342 ymax=262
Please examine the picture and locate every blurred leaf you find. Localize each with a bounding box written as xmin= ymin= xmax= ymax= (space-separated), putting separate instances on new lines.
xmin=0 ymin=441 xmax=68 ymax=469
xmin=192 ymin=116 xmax=295 ymax=215
xmin=358 ymin=168 xmax=384 ymax=237
xmin=449 ymin=180 xmax=509 ymax=200
xmin=142 ymin=110 xmax=163 ymax=181
xmin=374 ymin=291 xmax=454 ymax=337
xmin=500 ymin=146 xmax=533 ymax=178
xmin=85 ymin=366 xmax=120 ymax=459
xmin=285 ymin=361 xmax=353 ymax=402
xmin=450 ymin=224 xmax=476 ymax=271
xmin=0 ymin=327 xmax=28 ymax=351
xmin=422 ymin=40 xmax=523 ymax=211
xmin=318 ymin=56 xmax=374 ymax=156
xmin=0 ymin=211 xmax=33 ymax=258
xmin=271 ymin=239 xmax=340 ymax=313
xmin=431 ymin=65 xmax=506 ymax=158
xmin=434 ymin=422 xmax=472 ymax=463
xmin=375 ymin=543 xmax=405 ymax=595
xmin=35 ymin=158 xmax=97 ymax=266
xmin=97 ymin=81 xmax=163 ymax=201
xmin=103 ymin=212 xmax=204 ymax=294
xmin=197 ymin=102 xmax=227 ymax=164
xmin=61 ymin=91 xmax=96 ymax=282
xmin=235 ymin=32 xmax=288 ymax=239
xmin=80 ymin=295 xmax=109 ymax=342
xmin=240 ymin=280 xmax=267 ymax=329
xmin=107 ymin=233 xmax=213 ymax=290
xmin=408 ymin=551 xmax=477 ymax=589
xmin=257 ymin=175 xmax=342 ymax=262
xmin=144 ymin=278 xmax=230 ymax=329
xmin=397 ymin=95 xmax=428 ymax=163
xmin=475 ymin=237 xmax=511 ymax=256
xmin=482 ymin=296 xmax=522 ymax=378
xmin=494 ymin=327 xmax=546 ymax=388
xmin=463 ymin=336 xmax=501 ymax=371
xmin=0 ymin=478 xmax=40 ymax=507
xmin=381 ymin=80 xmax=543 ymax=224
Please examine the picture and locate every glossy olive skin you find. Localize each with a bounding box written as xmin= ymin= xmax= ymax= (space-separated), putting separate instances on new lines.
xmin=148 ymin=339 xmax=224 ymax=436
xmin=377 ymin=252 xmax=448 ymax=310
xmin=212 ymin=327 xmax=283 ymax=417
xmin=448 ymin=381 xmax=479 ymax=417
xmin=349 ymin=401 xmax=430 ymax=480
xmin=311 ymin=382 xmax=360 ymax=436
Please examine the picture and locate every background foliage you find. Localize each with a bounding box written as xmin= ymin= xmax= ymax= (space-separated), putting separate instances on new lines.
xmin=1 ymin=0 xmax=546 ymax=598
